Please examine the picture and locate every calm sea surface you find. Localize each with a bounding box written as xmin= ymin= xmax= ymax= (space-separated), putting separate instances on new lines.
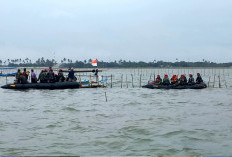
xmin=0 ymin=68 xmax=232 ymax=155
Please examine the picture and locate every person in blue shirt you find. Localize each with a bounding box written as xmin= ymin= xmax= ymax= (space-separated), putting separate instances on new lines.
xmin=68 ymin=67 xmax=75 ymax=82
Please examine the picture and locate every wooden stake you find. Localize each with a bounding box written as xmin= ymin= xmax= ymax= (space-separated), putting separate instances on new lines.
xmin=102 ymin=75 xmax=104 ymax=87
xmin=105 ymin=92 xmax=107 ymax=102
xmin=218 ymin=75 xmax=221 ymax=88
xmin=213 ymin=74 xmax=216 ymax=88
xmin=126 ymin=74 xmax=128 ymax=88
xmin=131 ymin=74 xmax=134 ymax=88
xmin=139 ymin=74 xmax=142 ymax=88
xmin=208 ymin=76 xmax=210 ymax=87
xmin=121 ymin=74 xmax=123 ymax=88
xmin=110 ymin=74 xmax=112 ymax=88
xmin=89 ymin=75 xmax=92 ymax=87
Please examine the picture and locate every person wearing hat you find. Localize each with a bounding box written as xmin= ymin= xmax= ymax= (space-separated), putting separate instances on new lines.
xmin=163 ymin=74 xmax=170 ymax=85
xmin=179 ymin=74 xmax=187 ymax=85
xmin=171 ymin=74 xmax=178 ymax=85
xmin=48 ymin=67 xmax=55 ymax=83
xmin=58 ymin=69 xmax=65 ymax=82
xmin=188 ymin=74 xmax=195 ymax=85
xmin=155 ymin=75 xmax=162 ymax=84
xmin=196 ymin=73 xmax=203 ymax=84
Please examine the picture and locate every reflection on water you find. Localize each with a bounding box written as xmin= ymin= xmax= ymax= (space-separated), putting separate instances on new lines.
xmin=0 ymin=68 xmax=232 ymax=155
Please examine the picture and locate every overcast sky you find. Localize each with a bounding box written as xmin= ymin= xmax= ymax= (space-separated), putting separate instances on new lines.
xmin=0 ymin=0 xmax=231 ymax=62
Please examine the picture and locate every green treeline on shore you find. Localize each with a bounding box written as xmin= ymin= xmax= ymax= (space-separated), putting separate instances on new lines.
xmin=0 ymin=57 xmax=232 ymax=68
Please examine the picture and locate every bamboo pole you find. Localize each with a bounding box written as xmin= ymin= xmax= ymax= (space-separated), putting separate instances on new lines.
xmin=224 ymin=79 xmax=227 ymax=88
xmin=79 ymin=75 xmax=81 ymax=85
xmin=97 ymin=75 xmax=99 ymax=86
xmin=131 ymin=74 xmax=134 ymax=88
xmin=218 ymin=75 xmax=221 ymax=88
xmin=121 ymin=74 xmax=123 ymax=88
xmin=105 ymin=92 xmax=107 ymax=102
xmin=102 ymin=75 xmax=104 ymax=87
xmin=126 ymin=74 xmax=128 ymax=88
xmin=208 ymin=76 xmax=210 ymax=87
xmin=223 ymin=74 xmax=227 ymax=88
xmin=213 ymin=74 xmax=216 ymax=88
xmin=89 ymin=75 xmax=92 ymax=87
xmin=110 ymin=74 xmax=112 ymax=88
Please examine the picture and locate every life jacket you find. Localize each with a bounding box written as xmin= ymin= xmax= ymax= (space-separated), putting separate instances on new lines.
xmin=155 ymin=77 xmax=162 ymax=83
xmin=48 ymin=71 xmax=55 ymax=82
xmin=16 ymin=72 xmax=21 ymax=79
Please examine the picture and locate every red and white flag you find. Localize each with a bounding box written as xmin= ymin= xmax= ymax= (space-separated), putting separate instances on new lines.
xmin=92 ymin=59 xmax=97 ymax=66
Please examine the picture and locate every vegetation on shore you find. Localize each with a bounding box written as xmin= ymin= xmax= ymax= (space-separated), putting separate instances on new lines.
xmin=0 ymin=57 xmax=231 ymax=68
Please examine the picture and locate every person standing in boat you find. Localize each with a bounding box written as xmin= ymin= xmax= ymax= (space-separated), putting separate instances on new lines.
xmin=196 ymin=73 xmax=203 ymax=84
xmin=38 ymin=69 xmax=47 ymax=83
xmin=68 ymin=67 xmax=75 ymax=82
xmin=23 ymin=68 xmax=29 ymax=81
xmin=16 ymin=69 xmax=21 ymax=83
xmin=31 ymin=69 xmax=37 ymax=83
xmin=163 ymin=74 xmax=170 ymax=85
xmin=155 ymin=75 xmax=162 ymax=84
xmin=188 ymin=74 xmax=195 ymax=85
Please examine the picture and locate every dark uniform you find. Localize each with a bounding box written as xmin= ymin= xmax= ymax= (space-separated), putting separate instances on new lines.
xmin=196 ymin=73 xmax=203 ymax=84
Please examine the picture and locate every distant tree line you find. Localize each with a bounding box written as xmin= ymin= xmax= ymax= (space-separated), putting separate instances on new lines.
xmin=0 ymin=57 xmax=232 ymax=68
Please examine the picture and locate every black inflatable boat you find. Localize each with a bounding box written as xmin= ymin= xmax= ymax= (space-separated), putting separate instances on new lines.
xmin=1 ymin=82 xmax=80 ymax=89
xmin=142 ymin=82 xmax=207 ymax=89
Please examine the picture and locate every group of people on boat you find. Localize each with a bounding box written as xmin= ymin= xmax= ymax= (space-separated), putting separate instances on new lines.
xmin=15 ymin=67 xmax=76 ymax=84
xmin=152 ymin=73 xmax=203 ymax=86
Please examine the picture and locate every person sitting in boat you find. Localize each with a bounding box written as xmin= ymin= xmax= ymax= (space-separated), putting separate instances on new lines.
xmin=31 ymin=69 xmax=37 ymax=83
xmin=163 ymin=74 xmax=170 ymax=85
xmin=179 ymin=74 xmax=188 ymax=85
xmin=47 ymin=67 xmax=55 ymax=83
xmin=196 ymin=73 xmax=203 ymax=84
xmin=155 ymin=75 xmax=162 ymax=84
xmin=68 ymin=67 xmax=75 ymax=82
xmin=188 ymin=74 xmax=195 ymax=85
xmin=58 ymin=69 xmax=65 ymax=82
xmin=171 ymin=75 xmax=178 ymax=85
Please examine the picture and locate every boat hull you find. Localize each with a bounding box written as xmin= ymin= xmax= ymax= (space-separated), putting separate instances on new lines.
xmin=1 ymin=82 xmax=80 ymax=89
xmin=142 ymin=83 xmax=207 ymax=89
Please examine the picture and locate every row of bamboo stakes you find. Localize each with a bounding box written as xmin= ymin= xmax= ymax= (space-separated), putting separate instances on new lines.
xmin=1 ymin=68 xmax=232 ymax=88
xmin=75 ymin=73 xmax=230 ymax=88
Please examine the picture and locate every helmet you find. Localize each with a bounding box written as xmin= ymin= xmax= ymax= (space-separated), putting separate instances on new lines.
xmin=189 ymin=74 xmax=193 ymax=76
xmin=197 ymin=73 xmax=200 ymax=75
xmin=157 ymin=75 xmax=160 ymax=77
xmin=59 ymin=68 xmax=62 ymax=72
xmin=44 ymin=69 xmax=47 ymax=72
xmin=164 ymin=74 xmax=168 ymax=77
xmin=49 ymin=67 xmax=53 ymax=71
